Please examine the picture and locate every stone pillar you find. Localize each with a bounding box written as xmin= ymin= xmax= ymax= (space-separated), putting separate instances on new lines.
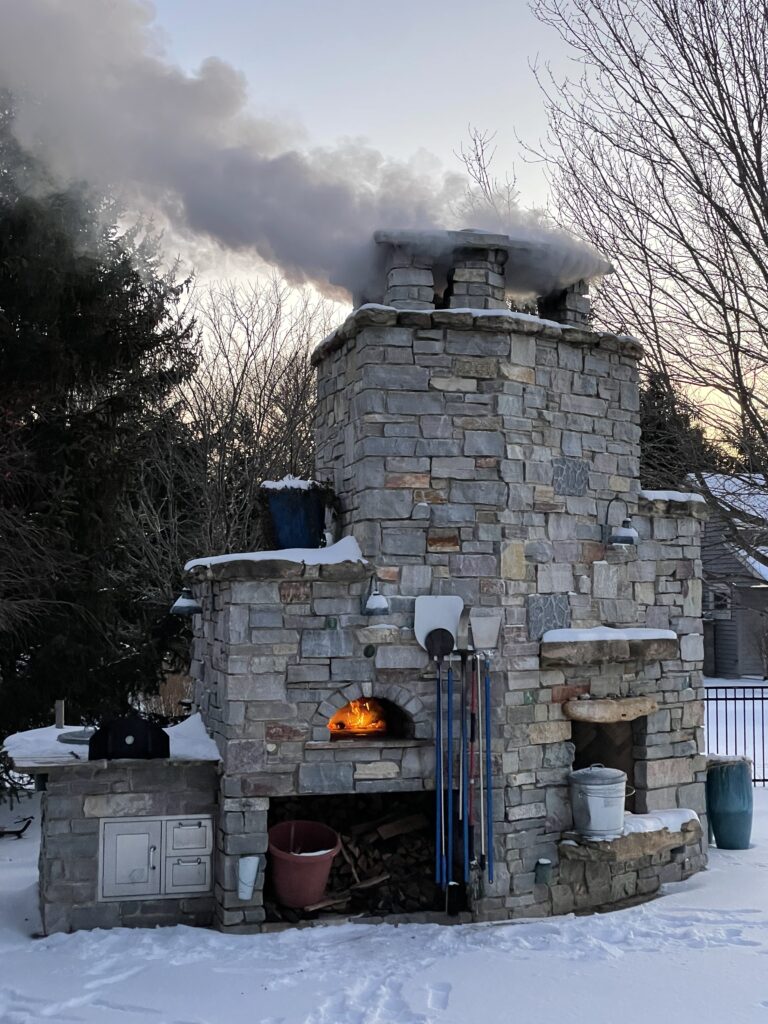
xmin=383 ymin=247 xmax=435 ymax=309
xmin=448 ymin=247 xmax=507 ymax=309
xmin=538 ymin=280 xmax=591 ymax=327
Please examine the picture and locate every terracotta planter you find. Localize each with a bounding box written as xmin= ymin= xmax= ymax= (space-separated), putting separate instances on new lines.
xmin=268 ymin=820 xmax=341 ymax=908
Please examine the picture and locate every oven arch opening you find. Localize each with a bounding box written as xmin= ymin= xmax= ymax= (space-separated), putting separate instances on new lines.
xmin=327 ymin=697 xmax=413 ymax=740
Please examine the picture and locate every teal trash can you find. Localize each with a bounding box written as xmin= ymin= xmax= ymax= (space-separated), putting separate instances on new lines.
xmin=706 ymin=756 xmax=753 ymax=850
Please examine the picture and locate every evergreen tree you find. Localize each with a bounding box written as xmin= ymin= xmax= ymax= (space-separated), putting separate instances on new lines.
xmin=0 ymin=97 xmax=198 ymax=737
xmin=639 ymin=371 xmax=719 ymax=489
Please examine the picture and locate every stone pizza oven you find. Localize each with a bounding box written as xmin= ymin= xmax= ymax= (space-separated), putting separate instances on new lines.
xmin=11 ymin=229 xmax=707 ymax=934
xmin=185 ymin=229 xmax=707 ymax=931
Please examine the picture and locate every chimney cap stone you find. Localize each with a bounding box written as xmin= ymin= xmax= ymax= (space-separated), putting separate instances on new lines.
xmin=372 ymin=228 xmax=613 ymax=299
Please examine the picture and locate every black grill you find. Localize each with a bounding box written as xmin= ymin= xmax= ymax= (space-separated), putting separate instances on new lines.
xmin=88 ymin=713 xmax=170 ymax=761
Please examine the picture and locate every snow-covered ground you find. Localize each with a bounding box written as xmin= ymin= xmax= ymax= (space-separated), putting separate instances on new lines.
xmin=2 ymin=793 xmax=768 ymax=1023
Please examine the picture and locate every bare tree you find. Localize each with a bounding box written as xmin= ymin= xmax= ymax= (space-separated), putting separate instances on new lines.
xmin=123 ymin=276 xmax=334 ymax=608
xmin=530 ymin=0 xmax=768 ymax=560
xmin=455 ymin=127 xmax=521 ymax=227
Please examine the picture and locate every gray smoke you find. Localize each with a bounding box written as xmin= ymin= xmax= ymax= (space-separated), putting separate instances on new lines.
xmin=0 ymin=0 xmax=608 ymax=299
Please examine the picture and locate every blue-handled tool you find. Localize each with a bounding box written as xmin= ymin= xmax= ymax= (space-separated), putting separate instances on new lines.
xmin=446 ymin=656 xmax=454 ymax=884
xmin=424 ymin=628 xmax=453 ymax=890
xmin=484 ymin=653 xmax=494 ymax=883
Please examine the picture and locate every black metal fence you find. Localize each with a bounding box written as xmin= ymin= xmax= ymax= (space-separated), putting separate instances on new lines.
xmin=704 ymin=683 xmax=768 ymax=786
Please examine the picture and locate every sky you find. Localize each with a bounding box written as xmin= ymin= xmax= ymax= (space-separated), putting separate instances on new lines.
xmin=150 ymin=0 xmax=571 ymax=211
xmin=0 ymin=0 xmax=582 ymax=293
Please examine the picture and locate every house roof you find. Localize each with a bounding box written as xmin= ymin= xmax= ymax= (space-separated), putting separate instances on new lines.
xmin=700 ymin=473 xmax=768 ymax=522
xmin=731 ymin=544 xmax=768 ymax=585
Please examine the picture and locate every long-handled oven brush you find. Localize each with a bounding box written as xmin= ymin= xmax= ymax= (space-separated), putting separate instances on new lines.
xmin=446 ymin=654 xmax=454 ymax=885
xmin=476 ymin=650 xmax=486 ymax=872
xmin=425 ymin=627 xmax=453 ymax=890
xmin=459 ymin=647 xmax=470 ymax=882
xmin=468 ymin=651 xmax=478 ymax=867
xmin=484 ymin=651 xmax=494 ymax=883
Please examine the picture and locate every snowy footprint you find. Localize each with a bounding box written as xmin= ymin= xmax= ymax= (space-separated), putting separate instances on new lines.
xmin=83 ymin=965 xmax=146 ymax=990
xmin=91 ymin=997 xmax=163 ymax=1015
xmin=426 ymin=982 xmax=452 ymax=1012
xmin=304 ymin=973 xmax=427 ymax=1024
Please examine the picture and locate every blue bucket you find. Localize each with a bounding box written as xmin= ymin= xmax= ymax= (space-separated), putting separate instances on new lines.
xmin=265 ymin=488 xmax=325 ymax=549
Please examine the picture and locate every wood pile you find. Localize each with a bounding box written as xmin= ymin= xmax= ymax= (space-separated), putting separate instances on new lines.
xmin=265 ymin=794 xmax=440 ymax=921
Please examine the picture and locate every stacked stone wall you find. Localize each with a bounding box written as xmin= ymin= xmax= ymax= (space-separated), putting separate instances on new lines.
xmin=553 ymin=817 xmax=705 ymax=914
xmin=38 ymin=760 xmax=217 ymax=934
xmin=187 ymin=304 xmax=707 ymax=930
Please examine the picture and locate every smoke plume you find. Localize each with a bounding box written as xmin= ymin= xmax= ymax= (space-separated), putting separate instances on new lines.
xmin=0 ymin=0 xmax=608 ymax=299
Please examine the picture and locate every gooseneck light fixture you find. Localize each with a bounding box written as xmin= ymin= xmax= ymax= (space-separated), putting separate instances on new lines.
xmin=363 ymin=577 xmax=389 ymax=615
xmin=170 ymin=587 xmax=203 ymax=617
xmin=608 ymin=516 xmax=639 ymax=546
xmin=604 ymin=496 xmax=639 ymax=547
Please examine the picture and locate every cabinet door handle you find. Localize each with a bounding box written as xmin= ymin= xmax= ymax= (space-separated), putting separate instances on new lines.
xmin=176 ymin=857 xmax=202 ymax=865
xmin=176 ymin=821 xmax=203 ymax=829
xmin=149 ymin=845 xmax=157 ymax=871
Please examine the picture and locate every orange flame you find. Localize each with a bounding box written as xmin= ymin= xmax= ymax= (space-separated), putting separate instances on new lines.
xmin=328 ymin=698 xmax=388 ymax=737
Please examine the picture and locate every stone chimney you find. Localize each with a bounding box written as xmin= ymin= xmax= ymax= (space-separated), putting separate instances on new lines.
xmin=383 ymin=246 xmax=435 ymax=310
xmin=538 ymin=279 xmax=591 ymax=327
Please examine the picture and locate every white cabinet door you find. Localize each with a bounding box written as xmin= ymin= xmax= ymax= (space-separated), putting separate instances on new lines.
xmin=101 ymin=820 xmax=162 ymax=899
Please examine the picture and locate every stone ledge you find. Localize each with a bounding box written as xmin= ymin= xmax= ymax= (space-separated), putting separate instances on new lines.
xmin=306 ymin=739 xmax=432 ymax=750
xmin=563 ymin=696 xmax=658 ymax=723
xmin=638 ymin=490 xmax=709 ymax=518
xmin=560 ymin=819 xmax=702 ymax=863
xmin=186 ymin=559 xmax=371 ymax=583
xmin=14 ymin=757 xmax=220 ymax=773
xmin=311 ymin=305 xmax=642 ymax=365
xmin=541 ymin=637 xmax=679 ymax=666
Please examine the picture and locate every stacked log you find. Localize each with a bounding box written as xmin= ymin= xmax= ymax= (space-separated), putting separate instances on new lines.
xmin=265 ymin=794 xmax=441 ymax=921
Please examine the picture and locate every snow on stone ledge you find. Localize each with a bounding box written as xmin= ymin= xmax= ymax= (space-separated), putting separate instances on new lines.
xmin=639 ymin=489 xmax=706 ymax=504
xmin=184 ymin=536 xmax=365 ymax=573
xmin=580 ymin=809 xmax=701 ymax=842
xmin=623 ymin=809 xmax=700 ymax=834
xmin=166 ymin=713 xmax=221 ymax=761
xmin=542 ymin=626 xmax=677 ymax=644
xmin=260 ymin=475 xmax=318 ymax=491
xmin=3 ymin=713 xmax=220 ymax=769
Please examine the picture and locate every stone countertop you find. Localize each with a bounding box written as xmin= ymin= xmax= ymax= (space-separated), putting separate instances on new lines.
xmin=3 ymin=714 xmax=221 ymax=771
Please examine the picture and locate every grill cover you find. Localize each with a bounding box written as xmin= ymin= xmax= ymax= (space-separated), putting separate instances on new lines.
xmin=88 ymin=713 xmax=170 ymax=761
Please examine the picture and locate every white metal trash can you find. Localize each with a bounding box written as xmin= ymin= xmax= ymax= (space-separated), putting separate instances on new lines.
xmin=568 ymin=764 xmax=628 ymax=839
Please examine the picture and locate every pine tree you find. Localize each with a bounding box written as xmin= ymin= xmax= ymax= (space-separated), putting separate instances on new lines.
xmin=639 ymin=371 xmax=719 ymax=489
xmin=0 ymin=97 xmax=198 ymax=737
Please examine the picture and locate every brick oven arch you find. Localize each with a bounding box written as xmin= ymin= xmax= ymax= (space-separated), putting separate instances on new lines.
xmin=311 ymin=682 xmax=430 ymax=740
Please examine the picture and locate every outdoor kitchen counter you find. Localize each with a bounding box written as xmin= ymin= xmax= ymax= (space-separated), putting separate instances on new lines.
xmin=3 ymin=713 xmax=221 ymax=772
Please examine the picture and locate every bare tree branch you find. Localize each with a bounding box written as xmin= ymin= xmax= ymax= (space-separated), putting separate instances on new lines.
xmin=530 ymin=0 xmax=768 ymax=566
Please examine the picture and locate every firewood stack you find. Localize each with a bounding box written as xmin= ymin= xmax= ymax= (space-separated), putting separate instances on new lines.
xmin=265 ymin=793 xmax=440 ymax=921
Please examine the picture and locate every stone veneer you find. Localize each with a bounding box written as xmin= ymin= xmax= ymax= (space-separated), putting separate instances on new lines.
xmin=38 ymin=760 xmax=217 ymax=934
xmin=185 ymin=300 xmax=708 ymax=930
xmin=555 ymin=816 xmax=704 ymax=914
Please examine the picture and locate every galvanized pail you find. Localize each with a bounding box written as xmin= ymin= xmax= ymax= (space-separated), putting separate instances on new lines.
xmin=568 ymin=764 xmax=627 ymax=839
